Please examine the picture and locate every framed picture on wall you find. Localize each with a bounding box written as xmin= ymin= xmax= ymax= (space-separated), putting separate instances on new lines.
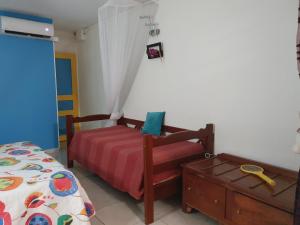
xmin=146 ymin=42 xmax=163 ymax=59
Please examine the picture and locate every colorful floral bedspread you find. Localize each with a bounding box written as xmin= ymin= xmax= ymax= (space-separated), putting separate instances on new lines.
xmin=0 ymin=142 xmax=95 ymax=225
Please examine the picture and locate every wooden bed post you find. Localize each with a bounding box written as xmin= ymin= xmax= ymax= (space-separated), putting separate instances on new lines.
xmin=66 ymin=115 xmax=74 ymax=168
xmin=143 ymin=134 xmax=154 ymax=225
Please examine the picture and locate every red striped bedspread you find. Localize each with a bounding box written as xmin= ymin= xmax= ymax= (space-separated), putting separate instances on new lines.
xmin=69 ymin=125 xmax=204 ymax=199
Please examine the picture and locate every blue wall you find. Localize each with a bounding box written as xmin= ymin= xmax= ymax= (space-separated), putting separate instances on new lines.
xmin=0 ymin=11 xmax=52 ymax=23
xmin=0 ymin=32 xmax=58 ymax=149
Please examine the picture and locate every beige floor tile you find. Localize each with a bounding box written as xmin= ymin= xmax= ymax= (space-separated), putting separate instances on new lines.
xmin=96 ymin=194 xmax=178 ymax=225
xmin=137 ymin=197 xmax=179 ymax=221
xmin=70 ymin=163 xmax=95 ymax=178
xmin=86 ymin=175 xmax=133 ymax=200
xmin=90 ymin=216 xmax=105 ymax=225
xmin=79 ymin=176 xmax=125 ymax=211
xmin=134 ymin=220 xmax=168 ymax=225
xmin=49 ymin=149 xmax=67 ymax=165
xmin=161 ymin=209 xmax=218 ymax=225
xmin=96 ymin=202 xmax=143 ymax=225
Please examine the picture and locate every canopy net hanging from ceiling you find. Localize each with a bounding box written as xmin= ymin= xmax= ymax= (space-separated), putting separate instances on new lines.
xmin=98 ymin=0 xmax=158 ymax=122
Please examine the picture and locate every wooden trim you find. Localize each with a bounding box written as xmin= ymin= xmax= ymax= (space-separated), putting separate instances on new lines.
xmin=72 ymin=114 xmax=111 ymax=123
xmin=55 ymin=52 xmax=75 ymax=59
xmin=57 ymin=95 xmax=73 ymax=101
xmin=58 ymin=110 xmax=74 ymax=117
xmin=153 ymin=154 xmax=204 ymax=174
xmin=153 ymin=126 xmax=209 ymax=146
xmin=59 ymin=135 xmax=66 ymax=142
xmin=70 ymin=54 xmax=79 ymax=119
xmin=117 ymin=116 xmax=187 ymax=133
xmin=117 ymin=117 xmax=144 ymax=130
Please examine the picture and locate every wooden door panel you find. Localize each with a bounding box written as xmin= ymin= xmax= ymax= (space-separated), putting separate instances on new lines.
xmin=226 ymin=192 xmax=293 ymax=225
xmin=183 ymin=172 xmax=226 ymax=220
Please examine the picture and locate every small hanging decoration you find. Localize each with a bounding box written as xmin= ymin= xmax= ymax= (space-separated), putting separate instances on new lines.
xmin=149 ymin=28 xmax=160 ymax=37
xmin=146 ymin=42 xmax=163 ymax=59
xmin=141 ymin=15 xmax=163 ymax=60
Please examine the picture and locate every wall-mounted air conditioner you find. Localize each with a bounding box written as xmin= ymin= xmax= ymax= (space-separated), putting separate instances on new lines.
xmin=0 ymin=16 xmax=54 ymax=38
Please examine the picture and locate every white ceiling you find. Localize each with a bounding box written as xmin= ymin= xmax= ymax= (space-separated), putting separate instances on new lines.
xmin=0 ymin=0 xmax=107 ymax=31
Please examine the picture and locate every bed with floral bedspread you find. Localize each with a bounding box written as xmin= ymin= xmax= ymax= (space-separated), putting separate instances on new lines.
xmin=0 ymin=142 xmax=95 ymax=225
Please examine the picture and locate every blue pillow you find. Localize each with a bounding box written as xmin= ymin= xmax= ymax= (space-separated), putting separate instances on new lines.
xmin=142 ymin=112 xmax=165 ymax=136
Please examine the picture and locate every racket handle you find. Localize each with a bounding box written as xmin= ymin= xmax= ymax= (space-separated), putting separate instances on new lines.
xmin=258 ymin=173 xmax=276 ymax=186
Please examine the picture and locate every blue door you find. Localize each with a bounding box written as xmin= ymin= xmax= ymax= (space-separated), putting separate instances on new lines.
xmin=55 ymin=53 xmax=79 ymax=142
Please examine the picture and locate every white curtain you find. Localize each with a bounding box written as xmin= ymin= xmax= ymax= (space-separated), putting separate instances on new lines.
xmin=98 ymin=0 xmax=158 ymax=121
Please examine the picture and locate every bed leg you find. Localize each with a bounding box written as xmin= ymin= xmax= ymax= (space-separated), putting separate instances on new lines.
xmin=66 ymin=115 xmax=74 ymax=169
xmin=182 ymin=203 xmax=192 ymax=213
xmin=67 ymin=159 xmax=73 ymax=168
xmin=144 ymin=193 xmax=154 ymax=225
xmin=143 ymin=134 xmax=154 ymax=224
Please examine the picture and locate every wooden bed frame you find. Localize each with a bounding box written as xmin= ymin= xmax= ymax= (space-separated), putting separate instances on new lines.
xmin=66 ymin=114 xmax=214 ymax=224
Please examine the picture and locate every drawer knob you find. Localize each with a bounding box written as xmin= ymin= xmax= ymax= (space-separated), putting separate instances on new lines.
xmin=214 ymin=199 xmax=219 ymax=204
xmin=187 ymin=187 xmax=192 ymax=191
xmin=236 ymin=209 xmax=241 ymax=215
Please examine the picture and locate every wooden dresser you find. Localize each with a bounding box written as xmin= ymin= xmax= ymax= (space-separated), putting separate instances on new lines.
xmin=182 ymin=154 xmax=297 ymax=225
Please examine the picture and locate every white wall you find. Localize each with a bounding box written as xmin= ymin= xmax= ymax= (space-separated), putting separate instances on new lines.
xmin=77 ymin=24 xmax=105 ymax=129
xmin=54 ymin=30 xmax=78 ymax=54
xmin=123 ymin=0 xmax=300 ymax=170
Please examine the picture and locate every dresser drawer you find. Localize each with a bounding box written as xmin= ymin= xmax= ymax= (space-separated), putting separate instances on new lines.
xmin=227 ymin=192 xmax=293 ymax=225
xmin=183 ymin=172 xmax=226 ymax=220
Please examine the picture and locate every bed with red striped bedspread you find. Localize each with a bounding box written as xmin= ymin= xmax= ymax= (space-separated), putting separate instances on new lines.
xmin=69 ymin=125 xmax=204 ymax=200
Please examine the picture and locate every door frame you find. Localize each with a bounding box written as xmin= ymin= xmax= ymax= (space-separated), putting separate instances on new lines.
xmin=55 ymin=52 xmax=79 ymax=142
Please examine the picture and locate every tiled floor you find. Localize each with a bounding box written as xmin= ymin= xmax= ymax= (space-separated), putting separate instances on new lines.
xmin=51 ymin=149 xmax=218 ymax=225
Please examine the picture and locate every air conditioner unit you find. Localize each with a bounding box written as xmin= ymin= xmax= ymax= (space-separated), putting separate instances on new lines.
xmin=0 ymin=16 xmax=54 ymax=38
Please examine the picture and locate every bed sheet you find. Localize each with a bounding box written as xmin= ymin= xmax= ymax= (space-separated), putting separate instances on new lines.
xmin=0 ymin=142 xmax=95 ymax=225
